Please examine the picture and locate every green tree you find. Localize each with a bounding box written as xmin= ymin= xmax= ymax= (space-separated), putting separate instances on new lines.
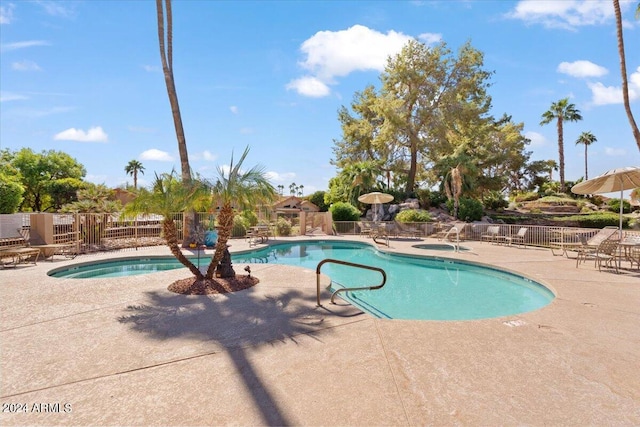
xmin=333 ymin=40 xmax=494 ymax=194
xmin=575 ymin=131 xmax=597 ymax=180
xmin=11 ymin=148 xmax=86 ymax=212
xmin=204 ymin=147 xmax=276 ymax=280
xmin=613 ymin=0 xmax=640 ymax=151
xmin=124 ymin=171 xmax=210 ymax=280
xmin=0 ymin=150 xmax=24 ymax=213
xmin=540 ymin=98 xmax=582 ymax=193
xmin=308 ymin=191 xmax=329 ymax=211
xmin=125 ymin=160 xmax=145 ymax=189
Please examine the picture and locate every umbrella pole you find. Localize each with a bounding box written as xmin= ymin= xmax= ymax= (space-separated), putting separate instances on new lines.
xmin=619 ymin=185 xmax=624 ymax=240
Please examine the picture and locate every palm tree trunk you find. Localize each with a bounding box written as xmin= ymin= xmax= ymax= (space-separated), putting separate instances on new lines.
xmin=614 ymin=0 xmax=640 ymax=151
xmin=163 ymin=219 xmax=204 ymax=279
xmin=557 ymin=118 xmax=565 ymax=192
xmin=156 ymin=0 xmax=195 ymax=246
xmin=205 ymin=204 xmax=235 ymax=279
xmin=584 ymin=144 xmax=588 ymax=180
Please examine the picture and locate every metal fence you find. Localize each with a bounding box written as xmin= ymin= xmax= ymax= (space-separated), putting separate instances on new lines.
xmin=2 ymin=212 xmax=638 ymax=254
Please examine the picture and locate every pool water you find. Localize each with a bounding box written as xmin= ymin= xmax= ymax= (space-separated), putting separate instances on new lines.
xmin=49 ymin=241 xmax=554 ymax=320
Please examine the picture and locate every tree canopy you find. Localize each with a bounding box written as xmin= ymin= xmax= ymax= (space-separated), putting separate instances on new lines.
xmin=332 ymin=40 xmax=533 ymax=201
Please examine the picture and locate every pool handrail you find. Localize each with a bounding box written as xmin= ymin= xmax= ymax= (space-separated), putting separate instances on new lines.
xmin=315 ymin=258 xmax=387 ymax=306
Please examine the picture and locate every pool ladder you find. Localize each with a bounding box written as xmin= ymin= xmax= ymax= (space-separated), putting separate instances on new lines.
xmin=315 ymin=258 xmax=387 ymax=306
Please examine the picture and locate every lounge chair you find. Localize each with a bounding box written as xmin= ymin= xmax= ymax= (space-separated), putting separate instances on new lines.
xmin=505 ymin=227 xmax=528 ymax=247
xmin=394 ymin=221 xmax=423 ymax=239
xmin=0 ymin=239 xmax=40 ymax=268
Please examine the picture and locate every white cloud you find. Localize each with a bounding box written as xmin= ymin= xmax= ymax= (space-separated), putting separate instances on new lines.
xmin=525 ymin=131 xmax=548 ymax=147
xmin=142 ymin=64 xmax=160 ymax=72
xmin=140 ymin=149 xmax=173 ymax=161
xmin=0 ymin=92 xmax=28 ymax=102
xmin=0 ymin=40 xmax=50 ymax=52
xmin=604 ymin=146 xmax=626 ymax=156
xmin=417 ymin=32 xmax=442 ymax=45
xmin=192 ymin=150 xmax=217 ymax=162
xmin=0 ymin=4 xmax=15 ymax=24
xmin=506 ymin=0 xmax=616 ymax=30
xmin=12 ymin=60 xmax=42 ymax=71
xmin=557 ymin=60 xmax=607 ymax=78
xmin=588 ymin=66 xmax=640 ymax=105
xmin=230 ymin=106 xmax=238 ymax=114
xmin=286 ymin=76 xmax=330 ymax=98
xmin=53 ymin=126 xmax=108 ymax=142
xmin=287 ymin=24 xmax=412 ymax=97
xmin=266 ymin=171 xmax=296 ymax=182
xmin=36 ymin=1 xmax=76 ymax=18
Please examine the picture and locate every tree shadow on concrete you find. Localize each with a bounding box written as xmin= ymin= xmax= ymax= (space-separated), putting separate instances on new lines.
xmin=118 ymin=279 xmax=363 ymax=425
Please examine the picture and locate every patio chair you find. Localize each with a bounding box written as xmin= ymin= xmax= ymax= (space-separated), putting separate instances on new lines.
xmin=394 ymin=221 xmax=423 ymax=239
xmin=575 ymin=226 xmax=619 ymax=267
xmin=357 ymin=221 xmax=374 ymax=237
xmin=595 ymin=236 xmax=624 ymax=273
xmin=481 ymin=225 xmax=505 ymax=244
xmin=505 ymin=227 xmax=528 ymax=247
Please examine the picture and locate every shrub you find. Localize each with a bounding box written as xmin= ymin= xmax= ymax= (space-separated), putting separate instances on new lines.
xmin=446 ymin=197 xmax=484 ymax=222
xmin=395 ymin=209 xmax=432 ymax=223
xmin=239 ymin=209 xmax=258 ymax=227
xmin=482 ymin=191 xmax=508 ymax=210
xmin=329 ymin=202 xmax=361 ymax=221
xmin=513 ymin=191 xmax=539 ymax=203
xmin=553 ymin=212 xmax=628 ymax=228
xmin=308 ymin=191 xmax=329 ymax=212
xmin=275 ymin=217 xmax=292 ymax=236
xmin=608 ymin=198 xmax=631 ymax=214
xmin=232 ymin=215 xmax=249 ymax=237
xmin=416 ymin=188 xmax=447 ymax=208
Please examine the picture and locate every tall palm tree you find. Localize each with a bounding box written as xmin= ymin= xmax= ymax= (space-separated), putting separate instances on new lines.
xmin=156 ymin=0 xmax=196 ymax=245
xmin=575 ymin=131 xmax=597 ymax=180
xmin=124 ymin=170 xmax=210 ymax=280
xmin=613 ymin=0 xmax=640 ymax=151
xmin=124 ymin=160 xmax=145 ymax=189
xmin=204 ymin=147 xmax=276 ymax=280
xmin=540 ymin=98 xmax=582 ymax=192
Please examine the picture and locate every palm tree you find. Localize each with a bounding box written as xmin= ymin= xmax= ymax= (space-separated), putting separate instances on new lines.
xmin=540 ymin=98 xmax=582 ymax=192
xmin=156 ymin=0 xmax=196 ymax=246
xmin=124 ymin=170 xmax=210 ymax=280
xmin=575 ymin=131 xmax=597 ymax=180
xmin=204 ymin=147 xmax=276 ymax=280
xmin=124 ymin=160 xmax=145 ymax=189
xmin=613 ymin=0 xmax=640 ymax=151
xmin=444 ymin=164 xmax=463 ymax=219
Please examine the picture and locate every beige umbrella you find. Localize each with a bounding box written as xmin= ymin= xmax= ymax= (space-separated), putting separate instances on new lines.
xmin=571 ymin=166 xmax=640 ymax=238
xmin=358 ymin=192 xmax=394 ymax=221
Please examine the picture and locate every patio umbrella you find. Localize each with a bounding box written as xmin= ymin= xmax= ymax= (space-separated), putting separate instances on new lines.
xmin=358 ymin=192 xmax=394 ymax=221
xmin=571 ymin=166 xmax=640 ymax=238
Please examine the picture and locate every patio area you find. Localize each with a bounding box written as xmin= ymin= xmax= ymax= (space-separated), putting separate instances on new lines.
xmin=1 ymin=235 xmax=639 ymax=426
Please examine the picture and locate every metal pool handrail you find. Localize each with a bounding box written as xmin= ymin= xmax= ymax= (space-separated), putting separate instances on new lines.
xmin=315 ymin=258 xmax=387 ymax=306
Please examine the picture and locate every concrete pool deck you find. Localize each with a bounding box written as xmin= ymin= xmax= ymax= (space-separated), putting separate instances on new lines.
xmin=1 ymin=235 xmax=639 ymax=426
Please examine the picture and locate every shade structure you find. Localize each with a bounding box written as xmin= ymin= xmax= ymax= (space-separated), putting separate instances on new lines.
xmin=358 ymin=192 xmax=394 ymax=222
xmin=571 ymin=166 xmax=640 ymax=238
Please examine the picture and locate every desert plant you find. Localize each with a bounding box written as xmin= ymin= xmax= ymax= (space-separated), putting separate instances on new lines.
xmin=608 ymin=198 xmax=631 ymax=214
xmin=447 ymin=197 xmax=483 ymax=222
xmin=275 ymin=217 xmax=292 ymax=236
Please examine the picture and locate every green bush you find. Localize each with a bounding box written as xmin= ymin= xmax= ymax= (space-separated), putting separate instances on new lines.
xmin=482 ymin=191 xmax=508 ymax=210
xmin=446 ymin=197 xmax=484 ymax=222
xmin=239 ymin=209 xmax=258 ymax=227
xmin=513 ymin=191 xmax=539 ymax=203
xmin=232 ymin=215 xmax=249 ymax=237
xmin=329 ymin=202 xmax=361 ymax=221
xmin=0 ymin=176 xmax=24 ymax=214
xmin=275 ymin=217 xmax=292 ymax=236
xmin=553 ymin=212 xmax=628 ymax=228
xmin=416 ymin=188 xmax=447 ymax=208
xmin=308 ymin=191 xmax=330 ymax=212
xmin=395 ymin=209 xmax=432 ymax=223
xmin=608 ymin=198 xmax=631 ymax=214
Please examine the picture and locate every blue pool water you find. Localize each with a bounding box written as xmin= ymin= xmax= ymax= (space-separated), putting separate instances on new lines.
xmin=49 ymin=240 xmax=553 ymax=320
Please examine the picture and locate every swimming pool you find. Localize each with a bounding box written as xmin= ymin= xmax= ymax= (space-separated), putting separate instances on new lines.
xmin=48 ymin=240 xmax=554 ymax=321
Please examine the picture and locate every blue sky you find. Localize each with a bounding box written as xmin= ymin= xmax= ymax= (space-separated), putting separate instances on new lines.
xmin=1 ymin=0 xmax=639 ymax=196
